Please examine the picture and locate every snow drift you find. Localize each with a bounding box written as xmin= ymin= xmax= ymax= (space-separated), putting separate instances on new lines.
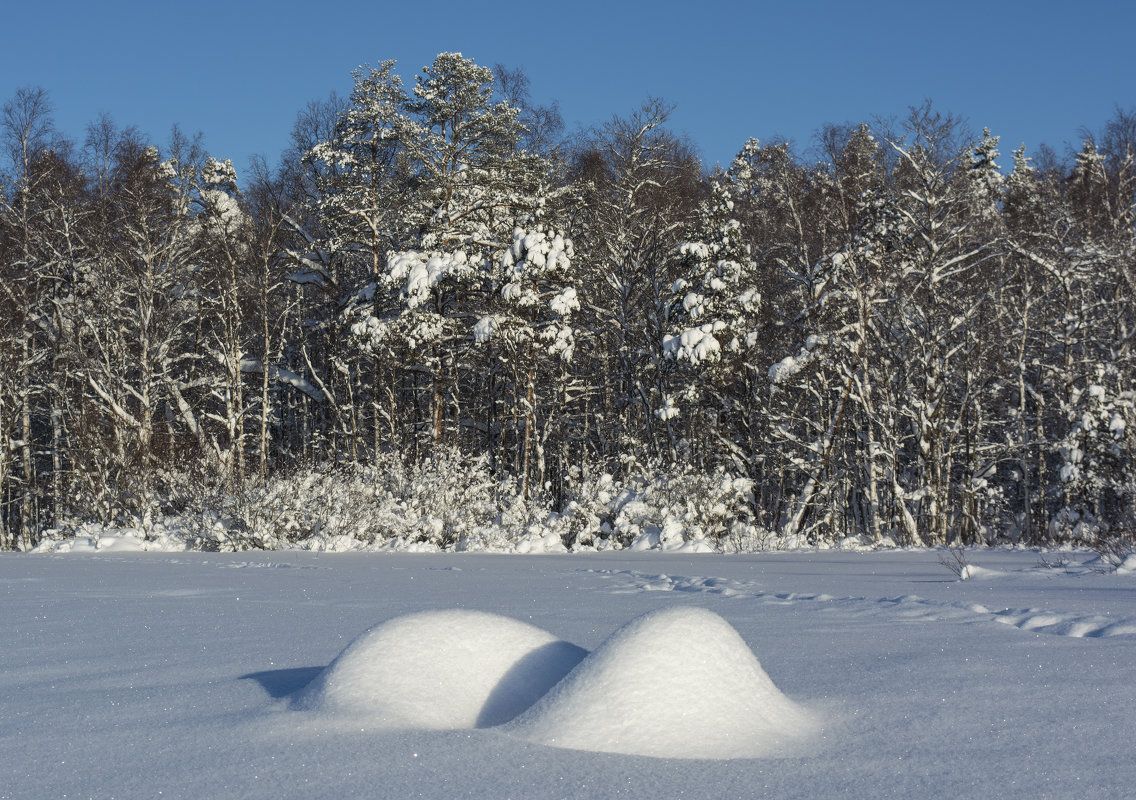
xmin=292 ymin=606 xmax=814 ymax=759
xmin=292 ymin=609 xmax=587 ymax=728
xmin=504 ymin=606 xmax=815 ymax=759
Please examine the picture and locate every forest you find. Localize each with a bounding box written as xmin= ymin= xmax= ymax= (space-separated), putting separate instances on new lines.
xmin=1 ymin=53 xmax=1133 ymax=552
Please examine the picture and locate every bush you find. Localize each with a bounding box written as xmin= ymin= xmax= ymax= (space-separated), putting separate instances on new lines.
xmin=66 ymin=454 xmax=774 ymax=553
xmin=557 ymin=462 xmax=765 ymax=551
xmin=162 ymin=448 xmax=516 ymax=551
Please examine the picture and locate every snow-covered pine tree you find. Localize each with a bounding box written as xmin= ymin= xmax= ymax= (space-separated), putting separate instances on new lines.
xmin=193 ymin=157 xmax=258 ymax=486
xmin=1052 ymin=365 xmax=1135 ymax=540
xmin=727 ymin=137 xmax=855 ymax=542
xmin=999 ymin=144 xmax=1057 ymax=540
xmin=662 ymin=175 xmax=763 ymax=474
xmin=967 ymin=128 xmax=1004 ymax=222
xmin=474 ymin=213 xmax=578 ymax=497
xmin=288 ymin=61 xmax=407 ymax=461
xmin=1069 ymin=139 xmax=1115 ymax=241
xmin=319 ymin=54 xmax=557 ymax=466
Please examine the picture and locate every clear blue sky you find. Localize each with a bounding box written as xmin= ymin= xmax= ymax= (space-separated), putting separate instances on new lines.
xmin=4 ymin=0 xmax=1135 ymax=177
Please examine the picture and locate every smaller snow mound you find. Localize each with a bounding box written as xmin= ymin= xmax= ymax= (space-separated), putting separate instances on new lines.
xmin=992 ymin=608 xmax=1136 ymax=638
xmin=504 ymin=606 xmax=816 ymax=759
xmin=31 ymin=524 xmax=182 ymax=553
xmin=33 ymin=534 xmax=144 ymax=553
xmin=510 ymin=531 xmax=569 ymax=554
xmin=292 ymin=610 xmax=586 ymax=729
xmin=959 ymin=564 xmax=1007 ymax=581
xmin=1114 ymin=554 xmax=1136 ymax=575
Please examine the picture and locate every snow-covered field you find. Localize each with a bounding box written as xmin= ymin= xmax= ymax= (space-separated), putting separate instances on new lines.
xmin=3 ymin=548 xmax=1134 ymax=799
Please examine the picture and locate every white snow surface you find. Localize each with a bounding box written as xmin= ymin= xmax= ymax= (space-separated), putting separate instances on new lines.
xmin=291 ymin=605 xmax=808 ymax=758
xmin=293 ymin=609 xmax=586 ymax=729
xmin=505 ymin=606 xmax=814 ymax=758
xmin=3 ymin=549 xmax=1135 ymax=798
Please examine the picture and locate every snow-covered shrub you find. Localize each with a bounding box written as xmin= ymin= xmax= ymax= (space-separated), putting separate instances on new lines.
xmin=937 ymin=544 xmax=973 ymax=580
xmin=158 ymin=463 xmax=269 ymax=551
xmin=146 ymin=455 xmax=772 ymax=553
xmin=1089 ymin=528 xmax=1136 ymax=573
xmin=376 ymin=448 xmax=503 ymax=548
xmin=161 ymin=448 xmax=518 ymax=551
xmin=551 ymin=470 xmax=618 ymax=549
xmin=719 ymin=520 xmax=779 ymax=553
xmin=584 ymin=463 xmax=761 ymax=551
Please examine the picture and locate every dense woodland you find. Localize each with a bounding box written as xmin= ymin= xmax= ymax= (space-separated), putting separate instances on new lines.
xmin=1 ymin=54 xmax=1134 ymax=551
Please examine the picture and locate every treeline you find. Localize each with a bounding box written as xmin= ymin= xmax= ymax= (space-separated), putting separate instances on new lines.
xmin=1 ymin=53 xmax=1133 ymax=550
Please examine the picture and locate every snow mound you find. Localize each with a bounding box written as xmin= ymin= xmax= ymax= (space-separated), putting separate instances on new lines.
xmin=504 ymin=606 xmax=815 ymax=759
xmin=959 ymin=564 xmax=1007 ymax=581
xmin=509 ymin=531 xmax=569 ymax=554
xmin=31 ymin=525 xmax=180 ymax=553
xmin=292 ymin=610 xmax=587 ymax=729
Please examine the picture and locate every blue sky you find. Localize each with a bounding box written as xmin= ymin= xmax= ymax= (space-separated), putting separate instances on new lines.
xmin=4 ymin=0 xmax=1135 ymax=177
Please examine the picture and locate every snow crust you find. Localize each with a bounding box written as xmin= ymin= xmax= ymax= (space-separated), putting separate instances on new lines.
xmin=293 ymin=610 xmax=586 ymax=728
xmin=505 ymin=606 xmax=814 ymax=759
xmin=4 ymin=550 xmax=1136 ymax=799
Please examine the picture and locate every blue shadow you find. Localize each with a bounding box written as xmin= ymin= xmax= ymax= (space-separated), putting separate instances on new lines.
xmin=241 ymin=666 xmax=324 ymax=698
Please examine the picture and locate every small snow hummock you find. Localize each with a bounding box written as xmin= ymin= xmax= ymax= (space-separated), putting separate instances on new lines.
xmin=288 ymin=606 xmax=815 ymax=759
xmin=503 ymin=606 xmax=816 ymax=759
xmin=958 ymin=564 xmax=1007 ymax=581
xmin=292 ymin=610 xmax=586 ymax=729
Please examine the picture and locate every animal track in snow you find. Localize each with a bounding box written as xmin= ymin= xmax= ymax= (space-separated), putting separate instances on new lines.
xmin=581 ymin=568 xmax=1136 ymax=640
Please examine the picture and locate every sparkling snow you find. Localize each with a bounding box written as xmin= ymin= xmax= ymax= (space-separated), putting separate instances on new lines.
xmin=292 ymin=609 xmax=586 ymax=728
xmin=3 ymin=549 xmax=1135 ymax=799
xmin=504 ymin=606 xmax=814 ymax=758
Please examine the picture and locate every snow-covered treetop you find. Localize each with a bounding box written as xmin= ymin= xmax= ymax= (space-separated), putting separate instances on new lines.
xmin=967 ymin=128 xmax=1004 ymax=222
xmin=473 ymin=223 xmax=580 ymax=361
xmin=320 ymin=53 xmax=567 ymax=361
xmin=196 ymin=157 xmax=245 ymax=230
xmin=387 ymin=249 xmax=475 ymax=311
xmin=1073 ymin=139 xmax=1107 ymax=182
xmin=664 ymin=176 xmax=760 ymax=367
xmin=200 ymin=158 xmax=237 ymax=192
xmin=413 ymin=53 xmax=495 ymax=121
